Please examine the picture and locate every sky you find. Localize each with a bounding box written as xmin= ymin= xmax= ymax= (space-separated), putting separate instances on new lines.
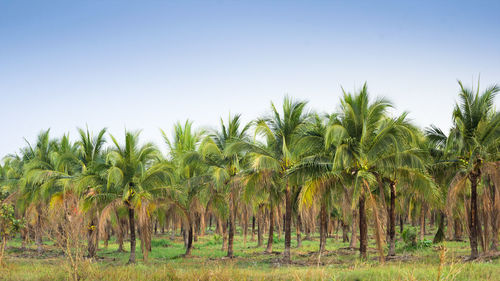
xmin=1 ymin=0 xmax=499 ymax=157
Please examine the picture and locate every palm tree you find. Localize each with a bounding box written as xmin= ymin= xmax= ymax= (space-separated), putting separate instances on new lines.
xmin=425 ymin=125 xmax=461 ymax=244
xmin=230 ymin=96 xmax=309 ymax=263
xmin=19 ymin=130 xmax=75 ymax=253
xmin=289 ymin=113 xmax=341 ymax=253
xmin=325 ymin=84 xmax=418 ymax=260
xmin=201 ymin=114 xmax=250 ymax=257
xmin=448 ymin=81 xmax=499 ymax=259
xmin=74 ymin=127 xmax=108 ymax=258
xmin=106 ymin=130 xmax=171 ymax=263
xmin=161 ymin=121 xmax=207 ymax=257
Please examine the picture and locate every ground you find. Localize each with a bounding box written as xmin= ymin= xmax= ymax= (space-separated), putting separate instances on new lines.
xmin=1 ymin=226 xmax=499 ymax=280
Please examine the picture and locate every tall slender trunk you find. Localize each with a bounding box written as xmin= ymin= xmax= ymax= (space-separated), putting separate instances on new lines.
xmin=430 ymin=211 xmax=435 ymax=228
xmin=36 ymin=206 xmax=43 ymax=254
xmin=319 ymin=201 xmax=327 ymax=252
xmin=349 ymin=209 xmax=358 ymax=249
xmin=87 ymin=216 xmax=97 ymax=258
xmin=182 ymin=227 xmax=187 ymax=247
xmin=433 ymin=212 xmax=446 ymax=243
xmin=227 ymin=194 xmax=235 ymax=258
xmin=185 ymin=219 xmax=194 ymax=257
xmin=221 ymin=219 xmax=228 ymax=251
xmin=216 ymin=217 xmax=222 ymax=235
xmin=359 ymin=194 xmax=367 ymax=259
xmin=243 ymin=212 xmax=248 ymax=247
xmin=193 ymin=215 xmax=198 ymax=242
xmin=200 ymin=211 xmax=206 ymax=237
xmin=127 ymin=206 xmax=136 ymax=264
xmin=251 ymin=216 xmax=256 ymax=242
xmin=257 ymin=209 xmax=263 ymax=247
xmin=296 ymin=214 xmax=302 ymax=248
xmin=400 ymin=215 xmax=404 ymax=234
xmin=282 ymin=183 xmax=292 ymax=263
xmin=469 ymin=171 xmax=480 ymax=259
xmin=420 ymin=204 xmax=426 ymax=241
xmin=489 ymin=178 xmax=499 ymax=251
xmin=265 ymin=204 xmax=274 ymax=253
xmin=480 ymin=208 xmax=488 ymax=253
xmin=388 ymin=181 xmax=396 ymax=256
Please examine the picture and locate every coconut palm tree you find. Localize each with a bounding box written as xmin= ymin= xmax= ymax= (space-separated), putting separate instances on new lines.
xmin=229 ymin=96 xmax=309 ymax=263
xmin=19 ymin=130 xmax=76 ymax=253
xmin=161 ymin=121 xmax=208 ymax=257
xmin=73 ymin=127 xmax=108 ymax=258
xmin=424 ymin=125 xmax=461 ymax=244
xmin=289 ymin=113 xmax=341 ymax=253
xmin=447 ymin=81 xmax=499 ymax=259
xmin=106 ymin=130 xmax=172 ymax=263
xmin=324 ymin=84 xmax=421 ymax=260
xmin=201 ymin=114 xmax=250 ymax=257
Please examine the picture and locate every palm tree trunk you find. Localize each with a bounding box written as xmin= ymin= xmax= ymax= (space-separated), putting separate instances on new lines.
xmin=296 ymin=214 xmax=302 ymax=248
xmin=257 ymin=209 xmax=263 ymax=247
xmin=349 ymin=209 xmax=358 ymax=249
xmin=36 ymin=205 xmax=43 ymax=254
xmin=388 ymin=181 xmax=396 ymax=256
xmin=359 ymin=194 xmax=367 ymax=259
xmin=200 ymin=211 xmax=206 ymax=237
xmin=433 ymin=212 xmax=446 ymax=243
xmin=319 ymin=201 xmax=327 ymax=253
xmin=469 ymin=171 xmax=480 ymax=259
xmin=185 ymin=220 xmax=194 ymax=257
xmin=400 ymin=215 xmax=404 ymax=234
xmin=283 ymin=183 xmax=292 ymax=263
xmin=243 ymin=212 xmax=248 ymax=247
xmin=489 ymin=177 xmax=498 ymax=251
xmin=227 ymin=198 xmax=235 ymax=258
xmin=127 ymin=206 xmax=136 ymax=264
xmin=251 ymin=216 xmax=255 ymax=242
xmin=420 ymin=204 xmax=426 ymax=241
xmin=193 ymin=215 xmax=198 ymax=242
xmin=221 ymin=219 xmax=228 ymax=251
xmin=87 ymin=216 xmax=97 ymax=258
xmin=265 ymin=204 xmax=274 ymax=253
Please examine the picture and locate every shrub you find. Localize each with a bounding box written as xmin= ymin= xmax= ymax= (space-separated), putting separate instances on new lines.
xmin=402 ymin=226 xmax=417 ymax=248
xmin=151 ymin=239 xmax=171 ymax=248
xmin=401 ymin=226 xmax=432 ymax=250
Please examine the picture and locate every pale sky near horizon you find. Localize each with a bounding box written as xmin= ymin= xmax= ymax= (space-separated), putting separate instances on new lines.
xmin=1 ymin=0 xmax=499 ymax=158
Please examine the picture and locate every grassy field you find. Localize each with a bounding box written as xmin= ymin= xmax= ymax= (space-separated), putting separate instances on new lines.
xmin=1 ymin=227 xmax=499 ymax=281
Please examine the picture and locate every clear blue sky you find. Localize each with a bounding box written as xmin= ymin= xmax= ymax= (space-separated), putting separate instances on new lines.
xmin=1 ymin=0 xmax=499 ymax=157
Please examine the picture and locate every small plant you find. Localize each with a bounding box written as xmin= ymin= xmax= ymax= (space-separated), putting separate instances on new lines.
xmin=151 ymin=239 xmax=171 ymax=248
xmin=402 ymin=226 xmax=432 ymax=250
xmin=204 ymin=234 xmax=222 ymax=246
xmin=402 ymin=226 xmax=417 ymax=248
xmin=0 ymin=203 xmax=24 ymax=266
xmin=272 ymin=233 xmax=283 ymax=243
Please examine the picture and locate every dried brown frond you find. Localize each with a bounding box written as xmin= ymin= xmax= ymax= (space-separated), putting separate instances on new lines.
xmin=98 ymin=199 xmax=123 ymax=234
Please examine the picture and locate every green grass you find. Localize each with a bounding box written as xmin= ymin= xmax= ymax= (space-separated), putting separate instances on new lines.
xmin=1 ymin=227 xmax=499 ymax=280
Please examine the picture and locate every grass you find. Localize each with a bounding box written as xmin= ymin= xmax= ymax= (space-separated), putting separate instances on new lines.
xmin=1 ymin=226 xmax=499 ymax=280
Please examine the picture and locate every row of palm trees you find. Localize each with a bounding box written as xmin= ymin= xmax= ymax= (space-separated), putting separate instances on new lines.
xmin=0 ymin=81 xmax=498 ymax=264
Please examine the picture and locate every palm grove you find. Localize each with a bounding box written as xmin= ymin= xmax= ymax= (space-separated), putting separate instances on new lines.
xmin=0 ymin=81 xmax=499 ymax=264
